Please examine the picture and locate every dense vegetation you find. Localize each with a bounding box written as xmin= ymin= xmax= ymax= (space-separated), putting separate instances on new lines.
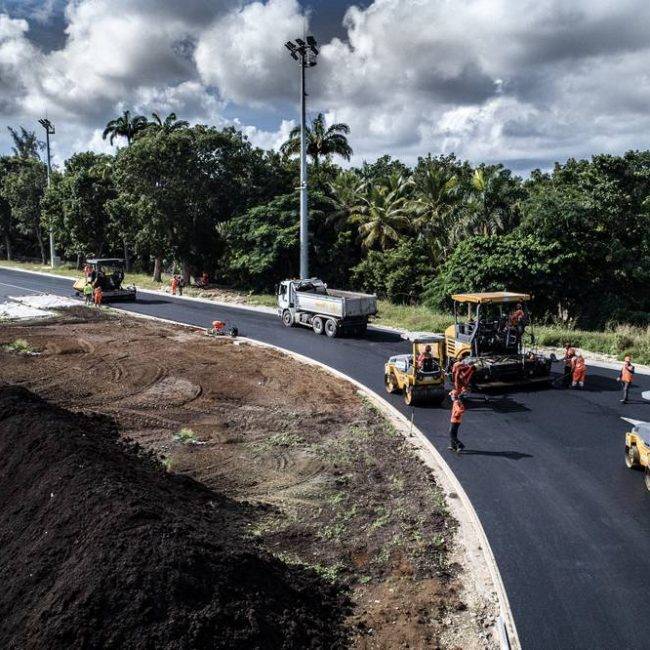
xmin=1 ymin=113 xmax=650 ymax=331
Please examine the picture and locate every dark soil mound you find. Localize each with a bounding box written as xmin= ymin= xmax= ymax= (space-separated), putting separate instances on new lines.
xmin=0 ymin=386 xmax=348 ymax=649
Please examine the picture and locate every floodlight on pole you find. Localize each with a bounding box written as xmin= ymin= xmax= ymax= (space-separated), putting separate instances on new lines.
xmin=285 ymin=35 xmax=318 ymax=279
xmin=38 ymin=117 xmax=57 ymax=268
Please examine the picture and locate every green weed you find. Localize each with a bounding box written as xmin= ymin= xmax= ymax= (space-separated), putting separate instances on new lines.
xmin=3 ymin=338 xmax=34 ymax=353
xmin=173 ymin=428 xmax=197 ymax=444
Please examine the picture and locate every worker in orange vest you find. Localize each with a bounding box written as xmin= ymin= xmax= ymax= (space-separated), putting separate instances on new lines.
xmin=93 ymin=285 xmax=103 ymax=307
xmin=571 ymin=353 xmax=586 ymax=389
xmin=563 ymin=342 xmax=576 ymax=387
xmin=452 ymin=360 xmax=475 ymax=394
xmin=170 ymin=275 xmax=179 ymax=295
xmin=509 ymin=303 xmax=525 ymax=327
xmin=618 ymin=355 xmax=635 ymax=404
xmin=448 ymin=390 xmax=466 ymax=453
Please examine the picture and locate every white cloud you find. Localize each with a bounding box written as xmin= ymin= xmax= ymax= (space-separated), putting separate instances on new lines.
xmin=195 ymin=0 xmax=305 ymax=105
xmin=2 ymin=0 xmax=650 ymax=173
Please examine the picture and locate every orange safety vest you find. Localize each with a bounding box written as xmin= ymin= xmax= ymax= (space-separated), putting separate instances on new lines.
xmin=564 ymin=347 xmax=576 ymax=364
xmin=450 ymin=400 xmax=465 ymax=424
xmin=572 ymin=356 xmax=586 ymax=381
xmin=621 ymin=363 xmax=634 ymax=384
xmin=510 ymin=309 xmax=525 ymax=326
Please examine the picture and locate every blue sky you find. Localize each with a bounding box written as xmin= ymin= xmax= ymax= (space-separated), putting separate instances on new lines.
xmin=1 ymin=0 xmax=649 ymax=175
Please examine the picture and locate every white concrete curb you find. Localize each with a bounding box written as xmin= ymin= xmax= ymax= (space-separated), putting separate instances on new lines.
xmin=99 ymin=304 xmax=518 ymax=650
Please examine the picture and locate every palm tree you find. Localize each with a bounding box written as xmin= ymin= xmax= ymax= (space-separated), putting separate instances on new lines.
xmin=410 ymin=161 xmax=460 ymax=262
xmin=7 ymin=127 xmax=44 ymax=159
xmin=148 ymin=112 xmax=189 ymax=134
xmin=102 ymin=110 xmax=148 ymax=146
xmin=328 ymin=170 xmax=364 ymax=226
xmin=462 ymin=167 xmax=513 ymax=236
xmin=281 ymin=113 xmax=353 ymax=165
xmin=350 ymin=176 xmax=412 ymax=250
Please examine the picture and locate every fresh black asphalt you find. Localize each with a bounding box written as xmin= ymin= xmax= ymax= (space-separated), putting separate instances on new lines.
xmin=1 ymin=267 xmax=648 ymax=650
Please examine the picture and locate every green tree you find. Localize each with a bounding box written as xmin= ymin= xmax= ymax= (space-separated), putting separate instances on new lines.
xmin=42 ymin=152 xmax=118 ymax=264
xmin=352 ymin=236 xmax=433 ymax=304
xmin=281 ymin=113 xmax=353 ymax=165
xmin=147 ymin=112 xmax=189 ymax=134
xmin=2 ymin=159 xmax=48 ymax=263
xmin=0 ymin=157 xmax=14 ymax=259
xmin=350 ymin=174 xmax=412 ymax=250
xmin=7 ymin=127 xmax=44 ymax=159
xmin=102 ymin=110 xmax=148 ymax=146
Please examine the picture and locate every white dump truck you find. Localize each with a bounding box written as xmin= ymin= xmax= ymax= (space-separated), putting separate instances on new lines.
xmin=277 ymin=278 xmax=378 ymax=337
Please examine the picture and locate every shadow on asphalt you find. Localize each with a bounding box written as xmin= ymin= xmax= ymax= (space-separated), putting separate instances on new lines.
xmin=459 ymin=449 xmax=533 ymax=460
xmin=365 ymin=329 xmax=404 ymax=344
xmin=469 ymin=396 xmax=530 ymax=413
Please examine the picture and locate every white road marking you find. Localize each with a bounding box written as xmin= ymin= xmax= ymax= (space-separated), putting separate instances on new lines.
xmin=0 ymin=281 xmax=41 ymax=294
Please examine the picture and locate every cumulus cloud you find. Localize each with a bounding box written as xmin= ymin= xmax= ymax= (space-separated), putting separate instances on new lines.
xmin=1 ymin=0 xmax=650 ymax=173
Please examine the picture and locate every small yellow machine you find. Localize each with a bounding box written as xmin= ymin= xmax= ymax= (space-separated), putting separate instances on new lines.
xmin=384 ymin=334 xmax=446 ymax=406
xmin=73 ymin=258 xmax=136 ymax=302
xmin=444 ymin=291 xmax=552 ymax=388
xmin=623 ymin=418 xmax=650 ymax=492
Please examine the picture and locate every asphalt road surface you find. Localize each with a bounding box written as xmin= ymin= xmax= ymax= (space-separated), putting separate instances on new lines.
xmin=1 ymin=267 xmax=649 ymax=650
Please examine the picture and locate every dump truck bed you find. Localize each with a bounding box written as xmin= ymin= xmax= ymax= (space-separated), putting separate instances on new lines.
xmin=294 ymin=288 xmax=377 ymax=319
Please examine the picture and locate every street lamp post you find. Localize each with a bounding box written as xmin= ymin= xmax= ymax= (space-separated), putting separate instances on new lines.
xmin=38 ymin=118 xmax=57 ymax=268
xmin=285 ymin=36 xmax=318 ymax=279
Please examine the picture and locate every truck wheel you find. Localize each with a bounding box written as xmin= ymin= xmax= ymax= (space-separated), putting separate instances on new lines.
xmin=282 ymin=310 xmax=294 ymax=327
xmin=385 ymin=374 xmax=398 ymax=394
xmin=325 ymin=319 xmax=338 ymax=338
xmin=625 ymin=445 xmax=640 ymax=469
xmin=312 ymin=316 xmax=324 ymax=335
xmin=645 ymin=467 xmax=650 ymax=492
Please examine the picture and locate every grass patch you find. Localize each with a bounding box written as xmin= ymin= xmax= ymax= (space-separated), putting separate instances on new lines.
xmin=173 ymin=428 xmax=197 ymax=444
xmin=3 ymin=338 xmax=34 ymax=354
xmin=250 ymin=432 xmax=305 ymax=452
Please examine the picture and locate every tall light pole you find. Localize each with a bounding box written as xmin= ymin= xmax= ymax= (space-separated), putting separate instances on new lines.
xmin=285 ymin=36 xmax=318 ymax=279
xmin=38 ymin=117 xmax=57 ymax=268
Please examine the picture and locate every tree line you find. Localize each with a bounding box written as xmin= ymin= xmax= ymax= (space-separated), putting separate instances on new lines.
xmin=1 ymin=112 xmax=649 ymax=328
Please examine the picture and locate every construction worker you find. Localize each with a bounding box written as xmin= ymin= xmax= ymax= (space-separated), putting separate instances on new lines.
xmin=509 ymin=303 xmax=526 ymax=327
xmin=93 ymin=285 xmax=103 ymax=307
xmin=571 ymin=353 xmax=586 ymax=389
xmin=170 ymin=275 xmax=179 ymax=296
xmin=83 ymin=262 xmax=92 ymax=278
xmin=563 ymin=342 xmax=576 ymax=387
xmin=177 ymin=275 xmax=184 ymax=296
xmin=448 ymin=390 xmax=466 ymax=452
xmin=619 ymin=355 xmax=635 ymax=404
xmin=452 ymin=359 xmax=475 ymax=394
xmin=417 ymin=345 xmax=434 ymax=372
xmin=83 ymin=281 xmax=93 ymax=305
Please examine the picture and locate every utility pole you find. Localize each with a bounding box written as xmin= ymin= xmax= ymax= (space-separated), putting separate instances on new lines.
xmin=38 ymin=118 xmax=57 ymax=268
xmin=285 ymin=36 xmax=318 ymax=279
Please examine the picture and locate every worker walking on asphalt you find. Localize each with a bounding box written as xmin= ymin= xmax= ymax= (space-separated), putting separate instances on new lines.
xmin=83 ymin=281 xmax=93 ymax=305
xmin=93 ymin=285 xmax=103 ymax=307
xmin=563 ymin=342 xmax=576 ymax=387
xmin=452 ymin=359 xmax=474 ymax=395
xmin=448 ymin=390 xmax=466 ymax=453
xmin=170 ymin=276 xmax=179 ymax=295
xmin=619 ymin=355 xmax=635 ymax=404
xmin=571 ymin=353 xmax=586 ymax=389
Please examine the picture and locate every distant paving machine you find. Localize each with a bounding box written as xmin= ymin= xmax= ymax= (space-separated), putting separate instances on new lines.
xmin=384 ymin=334 xmax=446 ymax=406
xmin=277 ymin=278 xmax=378 ymax=337
xmin=444 ymin=291 xmax=552 ymax=389
xmin=623 ymin=418 xmax=650 ymax=492
xmin=73 ymin=258 xmax=136 ymax=302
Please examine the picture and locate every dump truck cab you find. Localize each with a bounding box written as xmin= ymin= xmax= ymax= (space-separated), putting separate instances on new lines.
xmin=384 ymin=334 xmax=446 ymax=406
xmin=623 ymin=418 xmax=650 ymax=492
xmin=73 ymin=258 xmax=136 ymax=302
xmin=444 ymin=291 xmax=551 ymax=389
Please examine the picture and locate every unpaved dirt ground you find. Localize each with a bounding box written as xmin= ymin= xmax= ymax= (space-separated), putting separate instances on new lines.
xmin=1 ymin=308 xmax=494 ymax=648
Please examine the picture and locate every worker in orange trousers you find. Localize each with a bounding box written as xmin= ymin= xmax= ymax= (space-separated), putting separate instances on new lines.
xmin=93 ymin=286 xmax=103 ymax=307
xmin=571 ymin=353 xmax=586 ymax=389
xmin=448 ymin=390 xmax=466 ymax=452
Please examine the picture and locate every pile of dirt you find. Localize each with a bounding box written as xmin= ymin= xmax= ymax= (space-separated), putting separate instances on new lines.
xmin=0 ymin=386 xmax=348 ymax=649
